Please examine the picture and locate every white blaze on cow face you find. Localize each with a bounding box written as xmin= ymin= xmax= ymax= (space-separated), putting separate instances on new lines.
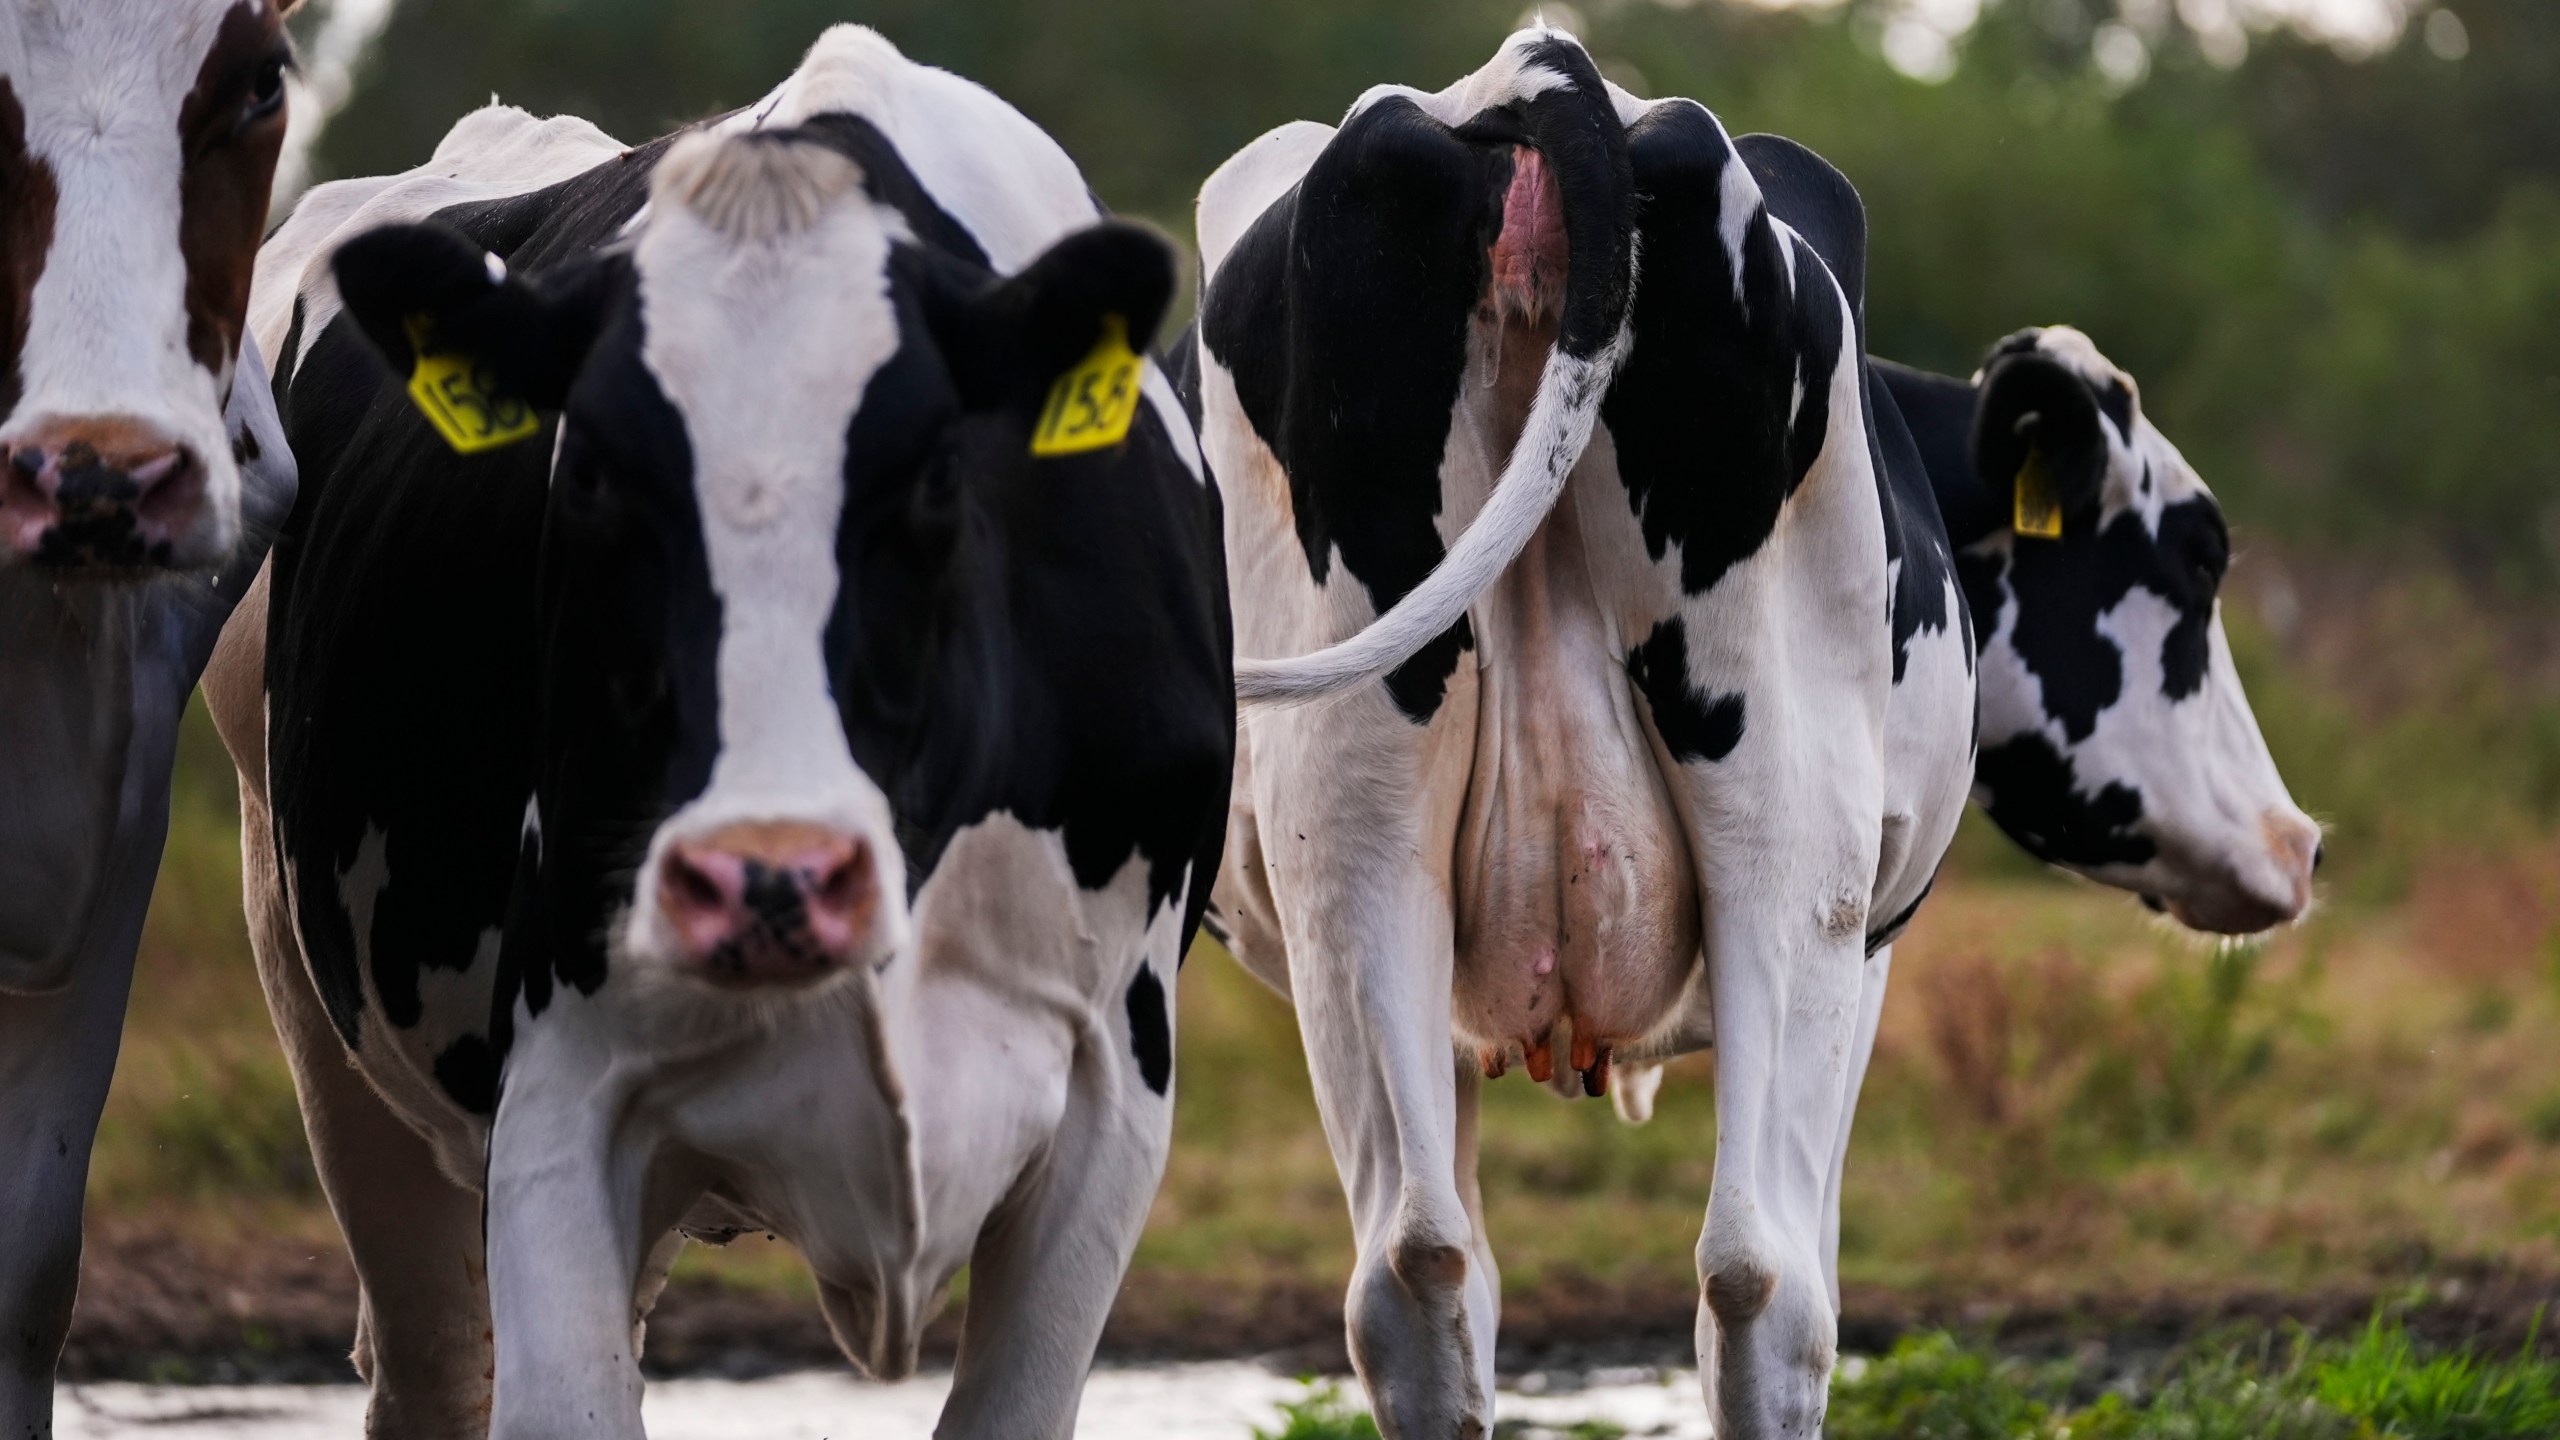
xmin=614 ymin=133 xmax=915 ymax=985
xmin=0 ymin=0 xmax=294 ymax=573
xmin=1976 ymin=327 xmax=2320 ymax=934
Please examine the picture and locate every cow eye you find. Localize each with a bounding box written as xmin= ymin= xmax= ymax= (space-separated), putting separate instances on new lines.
xmin=242 ymin=53 xmax=288 ymax=127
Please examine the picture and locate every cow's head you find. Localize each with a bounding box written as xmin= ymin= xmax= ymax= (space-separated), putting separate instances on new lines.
xmin=0 ymin=0 xmax=296 ymax=575
xmin=1961 ymin=326 xmax=2319 ymax=934
xmin=331 ymin=128 xmax=1174 ymax=991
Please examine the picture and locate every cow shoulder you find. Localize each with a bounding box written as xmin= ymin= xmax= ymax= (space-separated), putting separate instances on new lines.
xmin=262 ymin=141 xmax=665 ymax=1091
xmin=252 ymin=105 xmax=629 ymax=383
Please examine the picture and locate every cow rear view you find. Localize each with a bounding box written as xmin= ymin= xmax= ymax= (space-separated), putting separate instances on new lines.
xmin=1195 ymin=27 xmax=1957 ymax=1440
xmin=213 ymin=27 xmax=1230 ymax=1439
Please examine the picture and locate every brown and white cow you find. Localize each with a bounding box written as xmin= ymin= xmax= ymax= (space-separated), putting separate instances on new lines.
xmin=0 ymin=0 xmax=294 ymax=571
xmin=0 ymin=2 xmax=300 ymax=1432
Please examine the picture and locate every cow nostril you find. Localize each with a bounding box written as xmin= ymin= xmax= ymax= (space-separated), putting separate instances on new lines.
xmin=8 ymin=447 xmax=41 ymax=481
xmin=2310 ymin=840 xmax=2325 ymax=874
xmin=808 ymin=840 xmax=874 ymax=913
xmin=663 ymin=847 xmax=733 ymax=916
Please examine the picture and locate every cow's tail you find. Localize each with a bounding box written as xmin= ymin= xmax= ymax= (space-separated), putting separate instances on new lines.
xmin=1235 ymin=31 xmax=1637 ymax=708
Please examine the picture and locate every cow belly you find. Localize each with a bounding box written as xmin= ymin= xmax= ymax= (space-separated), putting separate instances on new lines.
xmin=1450 ymin=503 xmax=1698 ymax=1069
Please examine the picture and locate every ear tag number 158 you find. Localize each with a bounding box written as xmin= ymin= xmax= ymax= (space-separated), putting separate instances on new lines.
xmin=406 ymin=317 xmax=541 ymax=455
xmin=1031 ymin=315 xmax=1143 ymax=458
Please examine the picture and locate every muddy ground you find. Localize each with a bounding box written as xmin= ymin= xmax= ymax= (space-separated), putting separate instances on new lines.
xmin=64 ymin=1220 xmax=2560 ymax=1387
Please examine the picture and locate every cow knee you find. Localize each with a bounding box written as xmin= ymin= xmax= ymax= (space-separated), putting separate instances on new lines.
xmin=1347 ymin=1263 xmax=1488 ymax=1440
xmin=1698 ymin=1218 xmax=1835 ymax=1365
xmin=1697 ymin=1208 xmax=1791 ymax=1328
xmin=1703 ymin=1250 xmax=1780 ymax=1327
xmin=1389 ymin=1230 xmax=1469 ymax=1296
xmin=1342 ymin=1200 xmax=1489 ymax=1439
xmin=1696 ymin=1222 xmax=1837 ymax=1439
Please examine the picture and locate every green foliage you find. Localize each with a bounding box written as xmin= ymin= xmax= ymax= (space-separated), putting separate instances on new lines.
xmin=2314 ymin=1313 xmax=2560 ymax=1440
xmin=295 ymin=0 xmax=2560 ymax=591
xmin=1831 ymin=1321 xmax=2560 ymax=1440
xmin=1254 ymin=1381 xmax=1381 ymax=1440
xmin=2069 ymin=940 xmax=2291 ymax=1155
xmin=1824 ymin=1332 xmax=2068 ymax=1439
xmin=2067 ymin=1335 xmax=2351 ymax=1440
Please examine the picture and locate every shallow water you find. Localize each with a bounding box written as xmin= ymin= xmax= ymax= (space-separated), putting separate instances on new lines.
xmin=57 ymin=1362 xmax=1713 ymax=1438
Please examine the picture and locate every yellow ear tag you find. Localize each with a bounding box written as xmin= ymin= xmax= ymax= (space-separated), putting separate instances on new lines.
xmin=2013 ymin=447 xmax=2065 ymax=540
xmin=405 ymin=317 xmax=540 ymax=454
xmin=1030 ymin=315 xmax=1144 ymax=458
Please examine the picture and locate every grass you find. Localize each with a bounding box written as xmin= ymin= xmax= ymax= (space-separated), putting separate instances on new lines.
xmin=1821 ymin=1316 xmax=2560 ymax=1440
xmin=1243 ymin=1317 xmax=2560 ymax=1438
xmin=2314 ymin=1314 xmax=2560 ymax=1440
xmin=87 ymin=558 xmax=2560 ymax=1343
xmin=1252 ymin=1381 xmax=1381 ymax=1440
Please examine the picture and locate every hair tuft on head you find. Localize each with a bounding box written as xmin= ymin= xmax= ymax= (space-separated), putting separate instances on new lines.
xmin=653 ymin=131 xmax=867 ymax=242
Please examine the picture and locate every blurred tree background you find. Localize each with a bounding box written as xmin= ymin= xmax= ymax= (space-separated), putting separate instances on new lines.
xmin=288 ymin=0 xmax=2560 ymax=593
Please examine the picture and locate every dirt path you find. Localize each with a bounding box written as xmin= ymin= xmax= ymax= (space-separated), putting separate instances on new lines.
xmin=65 ymin=1221 xmax=2560 ymax=1385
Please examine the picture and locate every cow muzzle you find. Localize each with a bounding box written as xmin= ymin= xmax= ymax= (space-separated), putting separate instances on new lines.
xmin=655 ymin=820 xmax=886 ymax=987
xmin=2154 ymin=808 xmax=2322 ymax=935
xmin=0 ymin=418 xmax=212 ymax=573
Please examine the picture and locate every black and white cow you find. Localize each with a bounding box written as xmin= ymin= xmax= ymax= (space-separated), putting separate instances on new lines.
xmin=1876 ymin=329 xmax=2320 ymax=931
xmin=206 ymin=27 xmax=1229 ymax=1438
xmin=1193 ymin=31 xmax=1958 ymax=1438
xmin=1607 ymin=145 xmax=2323 ymax=1285
xmin=0 ymin=2 xmax=300 ymax=1431
xmin=1188 ymin=31 xmax=2312 ymax=1440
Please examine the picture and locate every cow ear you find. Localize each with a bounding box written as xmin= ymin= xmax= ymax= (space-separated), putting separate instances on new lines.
xmin=1972 ymin=337 xmax=2109 ymax=530
xmin=930 ymin=220 xmax=1176 ymax=410
xmin=331 ymin=222 xmax=609 ymax=413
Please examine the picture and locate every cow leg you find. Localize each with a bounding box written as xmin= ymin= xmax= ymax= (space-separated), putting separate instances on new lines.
xmin=935 ymin=980 xmax=1178 ymax=1440
xmin=482 ymin=1048 xmax=657 ymax=1440
xmin=1818 ymin=944 xmax=1893 ymax=1305
xmin=0 ymin=877 xmax=143 ymax=1438
xmin=1288 ymin=875 xmax=1488 ymax=1439
xmin=1451 ymin=1053 xmax=1500 ymax=1408
xmin=1687 ymin=828 xmax=1876 ymax=1439
xmin=240 ymin=784 xmax=493 ymax=1440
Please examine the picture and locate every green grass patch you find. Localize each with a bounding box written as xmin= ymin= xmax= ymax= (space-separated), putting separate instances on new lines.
xmin=1253 ymin=1381 xmax=1380 ymax=1440
xmin=2315 ymin=1313 xmax=2560 ymax=1440
xmin=1827 ymin=1319 xmax=2560 ymax=1440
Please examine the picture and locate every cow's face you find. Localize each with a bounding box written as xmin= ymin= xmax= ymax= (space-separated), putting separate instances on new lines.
xmin=1961 ymin=327 xmax=2319 ymax=934
xmin=333 ymin=130 xmax=1174 ymax=992
xmin=0 ymin=0 xmax=295 ymax=574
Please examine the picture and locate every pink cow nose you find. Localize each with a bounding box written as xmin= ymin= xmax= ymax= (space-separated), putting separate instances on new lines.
xmin=658 ymin=822 xmax=879 ymax=986
xmin=0 ymin=419 xmax=206 ymax=569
